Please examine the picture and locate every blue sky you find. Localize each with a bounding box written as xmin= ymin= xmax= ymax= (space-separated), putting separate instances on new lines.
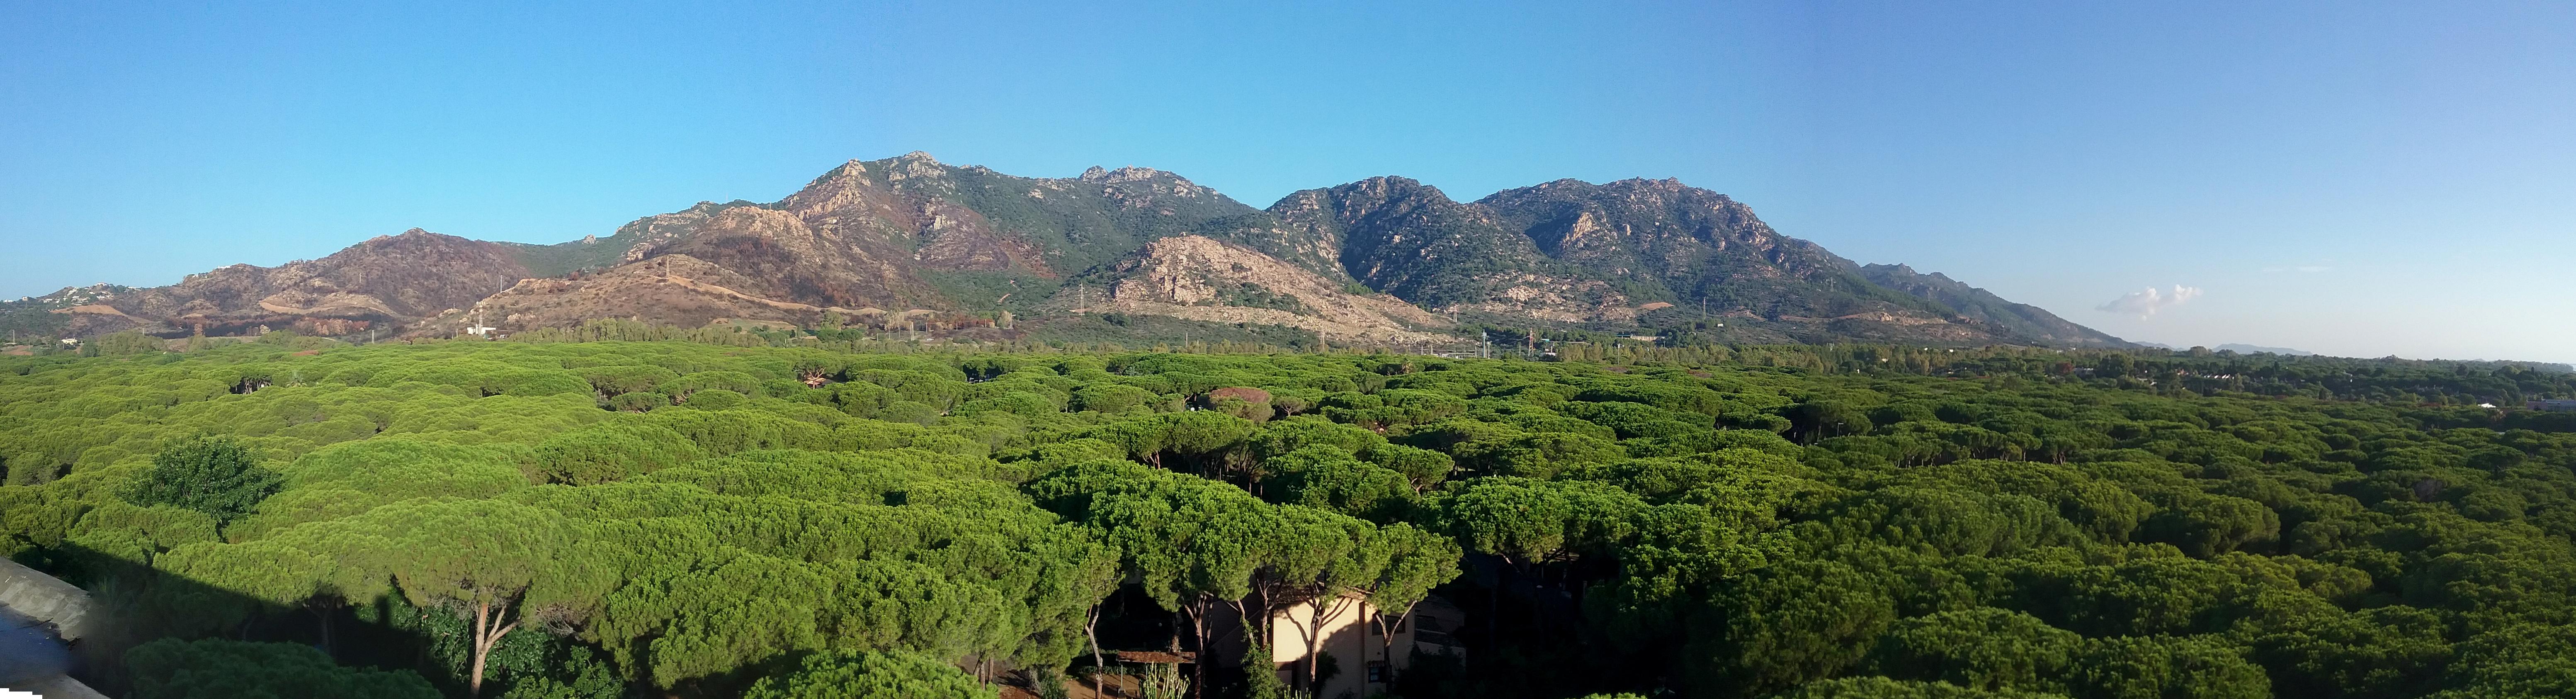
xmin=3 ymin=1 xmax=2570 ymax=362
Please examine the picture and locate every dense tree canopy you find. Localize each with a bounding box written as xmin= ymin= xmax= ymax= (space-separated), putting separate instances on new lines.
xmin=2 ymin=336 xmax=2574 ymax=698
xmin=123 ymin=638 xmax=441 ymax=699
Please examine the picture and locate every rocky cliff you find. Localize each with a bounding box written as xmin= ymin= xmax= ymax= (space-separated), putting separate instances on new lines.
xmin=1072 ymin=235 xmax=1450 ymax=343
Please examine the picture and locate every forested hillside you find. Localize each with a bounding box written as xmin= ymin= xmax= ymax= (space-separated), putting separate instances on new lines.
xmin=5 ymin=334 xmax=2575 ymax=699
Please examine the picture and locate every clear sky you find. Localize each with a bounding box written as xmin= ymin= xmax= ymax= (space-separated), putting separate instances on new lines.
xmin=3 ymin=1 xmax=2570 ymax=362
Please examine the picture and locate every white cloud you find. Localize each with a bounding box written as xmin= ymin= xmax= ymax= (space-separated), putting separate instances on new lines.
xmin=2098 ymin=285 xmax=2202 ymax=318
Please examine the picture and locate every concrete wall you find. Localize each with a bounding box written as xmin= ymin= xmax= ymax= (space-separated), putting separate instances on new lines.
xmin=0 ymin=560 xmax=90 ymax=641
xmin=0 ymin=560 xmax=105 ymax=698
xmin=8 ymin=674 xmax=109 ymax=699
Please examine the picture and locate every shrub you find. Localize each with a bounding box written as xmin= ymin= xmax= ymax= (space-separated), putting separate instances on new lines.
xmin=742 ymin=649 xmax=997 ymax=699
xmin=121 ymin=436 xmax=282 ymax=524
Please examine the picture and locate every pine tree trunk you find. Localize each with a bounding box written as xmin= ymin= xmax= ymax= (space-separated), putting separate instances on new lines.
xmin=467 ymin=598 xmax=521 ymax=699
xmin=312 ymin=604 xmax=334 ymax=660
xmin=1304 ymin=595 xmax=1355 ymax=692
xmin=1182 ymin=601 xmax=1207 ymax=699
xmin=469 ymin=600 xmax=490 ymax=699
xmin=1087 ymin=604 xmax=1106 ymax=699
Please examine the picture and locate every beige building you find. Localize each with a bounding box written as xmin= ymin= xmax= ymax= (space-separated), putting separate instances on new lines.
xmin=1211 ymin=593 xmax=1467 ymax=699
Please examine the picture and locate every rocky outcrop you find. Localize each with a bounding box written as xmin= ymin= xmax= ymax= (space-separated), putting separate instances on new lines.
xmin=1082 ymin=235 xmax=1451 ymax=343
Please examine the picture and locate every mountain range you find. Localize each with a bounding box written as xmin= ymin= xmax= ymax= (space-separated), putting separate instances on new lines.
xmin=2 ymin=152 xmax=2131 ymax=348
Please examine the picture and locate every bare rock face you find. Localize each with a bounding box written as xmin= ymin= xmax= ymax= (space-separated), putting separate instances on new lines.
xmin=1084 ymin=235 xmax=1451 ymax=343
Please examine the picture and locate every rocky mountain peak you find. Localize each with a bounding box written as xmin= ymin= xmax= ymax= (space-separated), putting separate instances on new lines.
xmin=1078 ymin=165 xmax=1177 ymax=185
xmin=1606 ymin=176 xmax=1691 ymax=192
xmin=883 ymin=151 xmax=947 ymax=179
xmin=12 ymin=283 xmax=129 ymax=306
xmin=365 ymin=227 xmax=437 ymax=244
xmin=779 ymin=160 xmax=901 ymax=218
xmin=1335 ymin=175 xmax=1442 ymax=200
xmin=1296 ymin=176 xmax=1475 ymax=229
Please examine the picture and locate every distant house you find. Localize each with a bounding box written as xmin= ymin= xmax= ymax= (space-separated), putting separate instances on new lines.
xmin=2530 ymin=399 xmax=2576 ymax=412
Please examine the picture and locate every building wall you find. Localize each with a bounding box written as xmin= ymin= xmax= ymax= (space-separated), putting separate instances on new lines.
xmin=1270 ymin=594 xmax=1390 ymax=699
xmin=1201 ymin=592 xmax=1468 ymax=698
xmin=1263 ymin=593 xmax=1467 ymax=699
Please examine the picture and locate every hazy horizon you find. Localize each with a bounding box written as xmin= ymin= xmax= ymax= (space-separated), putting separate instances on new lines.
xmin=5 ymin=1 xmax=2570 ymax=363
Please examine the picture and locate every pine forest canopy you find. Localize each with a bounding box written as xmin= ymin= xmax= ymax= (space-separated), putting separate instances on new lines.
xmin=4 ymin=331 xmax=2576 ymax=698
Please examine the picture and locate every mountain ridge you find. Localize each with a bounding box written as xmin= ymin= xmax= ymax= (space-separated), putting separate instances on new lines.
xmin=1859 ymin=263 xmax=2130 ymax=348
xmin=7 ymin=153 xmax=2130 ymax=349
